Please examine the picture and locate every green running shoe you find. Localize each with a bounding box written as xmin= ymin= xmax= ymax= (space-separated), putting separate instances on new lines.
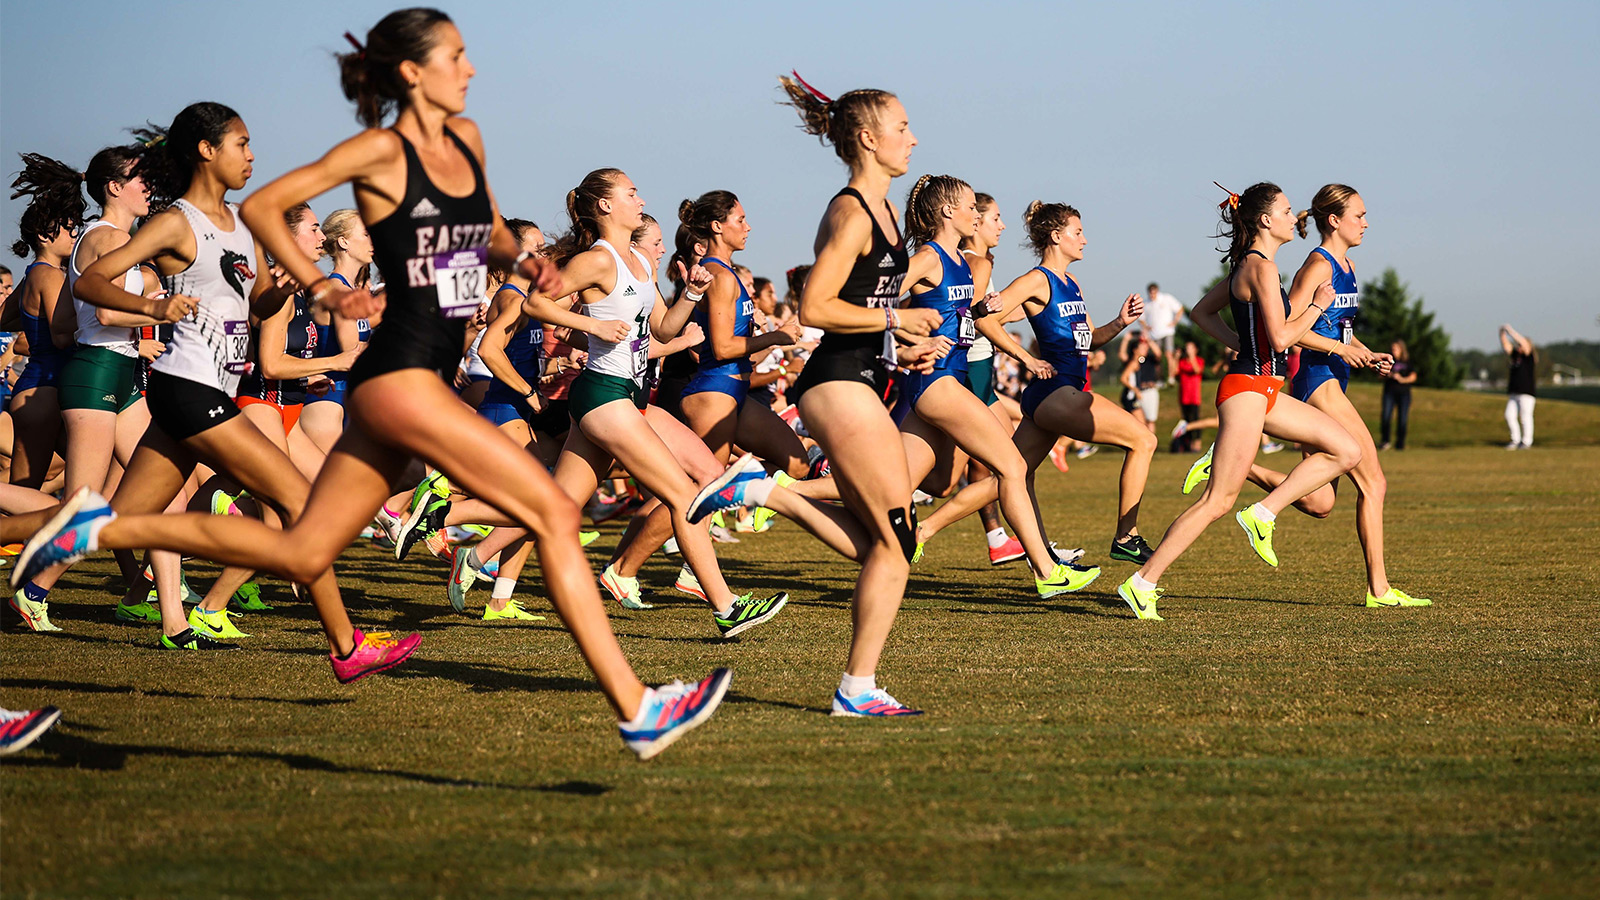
xmin=1366 ymin=587 xmax=1434 ymax=608
xmin=1037 ymin=561 xmax=1101 ymax=598
xmin=1235 ymin=506 xmax=1279 ymax=568
xmin=714 ymin=591 xmax=789 ymax=639
xmin=1109 ymin=534 xmax=1155 ymax=565
xmin=579 ymin=530 xmax=600 ymax=547
xmin=231 ymin=581 xmax=272 ymax=611
xmin=1116 ymin=576 xmax=1165 ymax=621
xmin=1183 ymin=444 xmax=1214 ymax=495
xmin=116 ymin=598 xmax=162 ymax=623
xmin=188 ymin=605 xmax=251 ymax=639
xmin=159 ymin=628 xmax=239 ymax=651
xmin=483 ymin=599 xmax=544 ymax=622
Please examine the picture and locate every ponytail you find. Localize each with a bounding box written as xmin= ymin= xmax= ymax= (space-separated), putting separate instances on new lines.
xmin=1215 ymin=182 xmax=1284 ymax=266
xmin=9 ymin=152 xmax=87 ymax=258
xmin=130 ymin=101 xmax=242 ymax=210
xmin=549 ymin=168 xmax=624 ymax=267
xmin=1298 ymin=183 xmax=1359 ymax=240
xmin=677 ymin=190 xmax=740 ymax=250
xmin=338 ymin=8 xmax=453 ymax=127
xmin=777 ymin=72 xmax=896 ymax=167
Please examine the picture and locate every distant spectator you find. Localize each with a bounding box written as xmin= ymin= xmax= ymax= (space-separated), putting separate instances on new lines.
xmin=1380 ymin=339 xmax=1416 ymax=450
xmin=1500 ymin=324 xmax=1537 ymax=449
xmin=1119 ymin=330 xmax=1161 ymax=433
xmin=1142 ymin=282 xmax=1184 ymax=384
xmin=1174 ymin=340 xmax=1205 ymax=451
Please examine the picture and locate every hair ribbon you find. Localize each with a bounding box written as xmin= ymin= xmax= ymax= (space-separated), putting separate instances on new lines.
xmin=1213 ymin=181 xmax=1240 ymax=211
xmin=791 ymin=70 xmax=831 ymax=104
xmin=344 ymin=31 xmax=365 ymax=58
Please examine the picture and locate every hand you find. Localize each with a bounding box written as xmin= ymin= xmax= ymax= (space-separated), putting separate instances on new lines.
xmin=674 ymin=260 xmax=714 ymax=295
xmin=972 ymin=291 xmax=1003 ymax=318
xmin=155 ymin=293 xmax=199 ymax=323
xmin=525 ymin=390 xmax=547 ymax=414
xmin=679 ymin=322 xmax=704 ymax=345
xmin=453 ymin=366 xmax=471 ymax=390
xmin=1118 ymin=293 xmax=1144 ymax=326
xmin=777 ymin=320 xmax=804 ymax=344
xmin=337 ymin=343 xmax=366 ymax=369
xmin=305 ymin=373 xmax=334 ymax=396
xmin=137 ymin=339 xmax=167 ymax=361
xmin=1312 ymin=281 xmax=1337 ymax=313
xmin=1023 ymin=355 xmax=1056 ymax=380
xmin=928 ymin=335 xmax=955 ymax=360
xmin=469 ymin=302 xmax=491 ymax=329
xmin=1338 ymin=343 xmax=1377 ymax=368
xmin=896 ymin=340 xmax=942 ymax=373
xmin=589 ymin=319 xmax=631 ymax=344
xmin=897 ymin=307 xmax=942 ymax=336
xmin=517 ymin=254 xmax=563 ymax=295
xmin=320 ymin=283 xmax=386 ymax=320
xmin=1372 ymin=353 xmax=1395 ymax=376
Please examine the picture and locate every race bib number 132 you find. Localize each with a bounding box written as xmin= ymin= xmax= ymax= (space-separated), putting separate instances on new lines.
xmin=434 ymin=247 xmax=488 ymax=319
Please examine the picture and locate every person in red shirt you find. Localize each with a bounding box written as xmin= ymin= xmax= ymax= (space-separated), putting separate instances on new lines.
xmin=1175 ymin=341 xmax=1205 ymax=451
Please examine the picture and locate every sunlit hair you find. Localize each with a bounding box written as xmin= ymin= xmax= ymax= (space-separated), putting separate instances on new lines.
xmin=677 ymin=191 xmax=739 ymax=249
xmin=904 ymin=174 xmax=970 ymax=249
xmin=338 ymin=8 xmax=454 ymax=128
xmin=550 ymin=168 xmax=625 ymax=267
xmin=130 ymin=101 xmax=242 ymax=210
xmin=777 ymin=75 xmax=897 ymax=168
xmin=1216 ymin=182 xmax=1284 ymax=266
xmin=1296 ymin=183 xmax=1359 ymax=239
xmin=1020 ymin=200 xmax=1081 ymax=257
xmin=9 ymin=152 xmax=86 ymax=258
xmin=320 ymin=208 xmax=371 ymax=288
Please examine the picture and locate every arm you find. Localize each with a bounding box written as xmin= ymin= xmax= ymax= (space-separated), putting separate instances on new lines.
xmin=1189 ymin=278 xmax=1241 ymax=353
xmin=801 ymin=196 xmax=938 ymax=336
xmin=1120 ymin=357 xmax=1139 ymax=391
xmin=523 ymin=250 xmax=630 ymax=344
xmin=1246 ymin=256 xmax=1328 ymax=353
xmin=648 ymin=322 xmax=703 ymax=359
xmin=1089 ymin=292 xmax=1145 ymax=349
xmin=255 ymin=296 xmax=359 ymax=380
xmin=649 ymin=259 xmax=705 ymax=342
xmin=976 ymin=314 xmax=1054 ymax=379
xmin=76 ymin=228 xmax=163 ymax=328
xmin=76 ymin=208 xmax=197 ymax=322
xmin=476 ymin=290 xmax=535 ymax=398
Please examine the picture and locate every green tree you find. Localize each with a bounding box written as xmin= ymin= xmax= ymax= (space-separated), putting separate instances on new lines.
xmin=1355 ymin=268 xmax=1462 ymax=388
xmin=1174 ymin=260 xmax=1231 ymax=366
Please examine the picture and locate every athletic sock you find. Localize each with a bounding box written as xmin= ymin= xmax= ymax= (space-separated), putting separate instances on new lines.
xmin=491 ymin=577 xmax=515 ymax=601
xmin=461 ymin=546 xmax=481 ymax=572
xmin=1250 ymin=502 xmax=1277 ymax=523
xmin=840 ymin=672 xmax=876 ymax=697
xmin=744 ymin=478 xmax=775 ymax=509
xmin=21 ymin=583 xmax=49 ymax=604
xmin=985 ymin=528 xmax=1008 ymax=549
xmin=1130 ymin=573 xmax=1157 ymax=593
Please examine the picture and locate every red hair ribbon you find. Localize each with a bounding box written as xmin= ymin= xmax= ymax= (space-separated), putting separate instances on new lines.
xmin=791 ymin=70 xmax=831 ymax=104
xmin=344 ymin=31 xmax=365 ymax=57
xmin=1213 ymin=181 xmax=1240 ymax=211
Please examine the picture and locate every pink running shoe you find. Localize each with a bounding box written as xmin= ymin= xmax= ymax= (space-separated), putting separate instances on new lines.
xmin=988 ymin=535 xmax=1027 ymax=566
xmin=329 ymin=629 xmax=421 ymax=684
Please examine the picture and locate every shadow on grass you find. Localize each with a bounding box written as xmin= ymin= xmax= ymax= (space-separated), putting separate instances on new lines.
xmin=3 ymin=678 xmax=353 ymax=708
xmin=384 ymin=656 xmax=602 ymax=696
xmin=11 ymin=727 xmax=611 ymax=795
xmin=723 ymin=690 xmax=828 ymax=716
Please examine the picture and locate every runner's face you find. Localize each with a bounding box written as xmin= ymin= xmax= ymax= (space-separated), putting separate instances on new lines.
xmin=416 ymin=23 xmax=474 ymax=114
xmin=866 ymin=97 xmax=915 ymax=177
xmin=206 ymin=119 xmax=253 ymax=191
xmin=606 ymin=175 xmax=646 ymax=231
xmin=46 ymin=225 xmax=77 ymax=259
xmin=521 ymin=227 xmax=546 ymax=257
xmin=718 ymin=202 xmax=750 ymax=252
xmin=976 ymin=204 xmax=1004 ymax=248
xmin=1264 ymin=192 xmax=1295 ymax=243
xmin=756 ymin=283 xmax=776 ymax=313
xmin=1334 ymin=195 xmax=1367 ymax=248
xmin=1057 ymin=216 xmax=1085 ymax=261
xmin=0 ymin=272 xmax=11 ymax=300
xmin=113 ymin=167 xmax=151 ymax=217
xmin=952 ymin=187 xmax=979 ymax=239
xmin=633 ymin=223 xmax=664 ymax=262
xmin=293 ymin=211 xmax=325 ymax=261
xmin=344 ymin=222 xmax=374 ymax=265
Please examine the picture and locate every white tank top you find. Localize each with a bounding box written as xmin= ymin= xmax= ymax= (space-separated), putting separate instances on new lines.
xmin=67 ymin=220 xmax=144 ymax=355
xmin=581 ymin=240 xmax=655 ymax=384
xmin=152 ymin=200 xmax=257 ymax=394
xmin=464 ymin=306 xmax=492 ymax=379
xmin=963 ymin=249 xmax=995 ymax=362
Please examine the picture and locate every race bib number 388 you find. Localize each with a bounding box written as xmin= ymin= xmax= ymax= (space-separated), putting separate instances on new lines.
xmin=224 ymin=320 xmax=250 ymax=374
xmin=434 ymin=247 xmax=488 ymax=319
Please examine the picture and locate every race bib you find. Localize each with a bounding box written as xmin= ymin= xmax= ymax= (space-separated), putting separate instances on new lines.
xmin=434 ymin=247 xmax=488 ymax=319
xmin=630 ymin=335 xmax=650 ymax=381
xmin=1072 ymin=322 xmax=1093 ymax=352
xmin=1339 ymin=318 xmax=1354 ymax=344
xmin=224 ymin=320 xmax=250 ymax=374
xmin=956 ymin=308 xmax=976 ymax=348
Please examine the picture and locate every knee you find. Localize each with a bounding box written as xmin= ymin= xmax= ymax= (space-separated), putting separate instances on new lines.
xmin=992 ymin=455 xmax=1028 ymax=484
xmin=1333 ymin=439 xmax=1362 ymax=474
xmin=1303 ymin=495 xmax=1335 ymax=519
xmin=536 ymin=495 xmax=584 ymax=539
xmin=281 ymin=531 xmax=338 ymax=583
xmin=1132 ymin=428 xmax=1158 ymax=456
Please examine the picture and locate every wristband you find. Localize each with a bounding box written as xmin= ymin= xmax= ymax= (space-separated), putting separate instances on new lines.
xmin=685 ymin=290 xmax=704 ymax=304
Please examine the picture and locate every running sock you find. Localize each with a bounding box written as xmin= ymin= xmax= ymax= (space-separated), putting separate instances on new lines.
xmin=461 ymin=546 xmax=481 ymax=572
xmin=1250 ymin=502 xmax=1277 ymax=523
xmin=986 ymin=528 xmax=1008 ymax=549
xmin=840 ymin=672 xmax=876 ymax=696
xmin=491 ymin=577 xmax=515 ymax=601
xmin=1130 ymin=573 xmax=1157 ymax=593
xmin=21 ymin=583 xmax=49 ymax=604
xmin=744 ymin=478 xmax=775 ymax=509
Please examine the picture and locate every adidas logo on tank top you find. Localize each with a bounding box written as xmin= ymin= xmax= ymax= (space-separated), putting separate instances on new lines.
xmin=410 ymin=197 xmax=443 ymax=219
xmin=623 ymin=286 xmax=636 ymax=296
xmin=880 ymin=252 xmax=897 ymax=268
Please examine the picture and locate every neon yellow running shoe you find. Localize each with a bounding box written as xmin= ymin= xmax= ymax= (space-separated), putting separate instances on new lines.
xmin=1366 ymin=587 xmax=1433 ymax=608
xmin=188 ymin=605 xmax=251 ymax=639
xmin=1116 ymin=575 xmax=1165 ymax=621
xmin=231 ymin=581 xmax=272 ymax=611
xmin=579 ymin=530 xmax=600 ymax=547
xmin=1235 ymin=505 xmax=1279 ymax=567
xmin=1037 ymin=561 xmax=1101 ymax=598
xmin=1183 ymin=444 xmax=1214 ymax=494
xmin=483 ymin=599 xmax=544 ymax=621
xmin=116 ymin=598 xmax=162 ymax=623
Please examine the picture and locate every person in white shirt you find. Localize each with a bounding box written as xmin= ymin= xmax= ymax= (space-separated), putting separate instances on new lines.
xmin=1143 ymin=282 xmax=1185 ymax=384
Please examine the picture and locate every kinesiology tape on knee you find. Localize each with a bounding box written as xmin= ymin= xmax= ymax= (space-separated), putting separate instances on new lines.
xmin=888 ymin=506 xmax=918 ymax=562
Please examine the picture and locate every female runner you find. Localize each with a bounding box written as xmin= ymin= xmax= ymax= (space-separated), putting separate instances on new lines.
xmin=1115 ymin=182 xmax=1361 ymax=621
xmin=298 ymin=208 xmax=377 ymax=454
xmin=912 ymin=201 xmax=1158 ymax=568
xmin=16 ymin=11 xmax=727 ymax=756
xmin=1215 ymin=184 xmax=1431 ymax=608
xmin=5 ymin=156 xmax=85 ymax=630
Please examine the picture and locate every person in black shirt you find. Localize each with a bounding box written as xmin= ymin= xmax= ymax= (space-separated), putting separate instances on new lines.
xmin=1379 ymin=339 xmax=1415 ymax=450
xmin=1500 ymin=324 xmax=1537 ymax=449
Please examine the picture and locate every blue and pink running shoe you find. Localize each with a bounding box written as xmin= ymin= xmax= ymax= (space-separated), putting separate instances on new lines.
xmin=687 ymin=454 xmax=771 ymax=525
xmin=831 ymin=688 xmax=924 ymax=717
xmin=13 ymin=488 xmax=115 ymax=589
xmin=619 ymin=668 xmax=732 ymax=760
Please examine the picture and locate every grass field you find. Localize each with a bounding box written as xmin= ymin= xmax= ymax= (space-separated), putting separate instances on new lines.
xmin=4 ymin=392 xmax=1599 ymax=898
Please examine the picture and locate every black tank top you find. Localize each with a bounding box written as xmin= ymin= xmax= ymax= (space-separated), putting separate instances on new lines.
xmin=352 ymin=127 xmax=495 ymax=386
xmin=813 ymin=187 xmax=908 ymax=355
xmin=237 ymin=291 xmax=318 ymax=404
xmin=1227 ymin=250 xmax=1291 ymax=377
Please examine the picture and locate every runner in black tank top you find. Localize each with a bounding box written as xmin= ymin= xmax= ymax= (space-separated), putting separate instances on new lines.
xmin=1117 ymin=182 xmax=1361 ymax=621
xmin=7 ymin=13 xmax=732 ymax=758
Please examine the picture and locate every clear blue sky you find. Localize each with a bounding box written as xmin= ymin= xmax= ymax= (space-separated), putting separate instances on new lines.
xmin=4 ymin=0 xmax=1596 ymax=352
